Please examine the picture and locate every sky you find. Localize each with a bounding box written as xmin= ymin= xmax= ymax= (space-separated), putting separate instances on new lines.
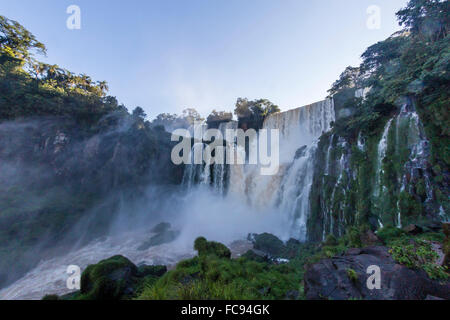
xmin=0 ymin=0 xmax=409 ymax=119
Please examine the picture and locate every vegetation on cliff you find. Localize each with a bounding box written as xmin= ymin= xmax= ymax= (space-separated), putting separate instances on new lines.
xmin=308 ymin=0 xmax=449 ymax=241
xmin=0 ymin=15 xmax=182 ymax=288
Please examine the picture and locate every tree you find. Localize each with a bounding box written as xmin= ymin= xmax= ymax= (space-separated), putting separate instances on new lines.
xmin=0 ymin=15 xmax=46 ymax=61
xmin=234 ymin=98 xmax=280 ymax=128
xmin=132 ymin=106 xmax=147 ymax=120
xmin=206 ymin=110 xmax=233 ymax=124
xmin=396 ymin=0 xmax=449 ymax=41
xmin=181 ymin=108 xmax=203 ymax=125
xmin=328 ymin=66 xmax=361 ymax=96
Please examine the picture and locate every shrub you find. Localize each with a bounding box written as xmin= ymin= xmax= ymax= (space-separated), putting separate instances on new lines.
xmin=194 ymin=237 xmax=231 ymax=259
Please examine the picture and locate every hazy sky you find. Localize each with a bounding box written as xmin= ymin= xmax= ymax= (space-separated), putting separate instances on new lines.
xmin=1 ymin=0 xmax=409 ymax=119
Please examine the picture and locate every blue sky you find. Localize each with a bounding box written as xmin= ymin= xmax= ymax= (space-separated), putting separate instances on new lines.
xmin=1 ymin=0 xmax=409 ymax=119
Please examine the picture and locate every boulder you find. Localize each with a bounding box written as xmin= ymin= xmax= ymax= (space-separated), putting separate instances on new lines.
xmin=138 ymin=223 xmax=180 ymax=251
xmin=80 ymin=255 xmax=138 ymax=300
xmin=249 ymin=233 xmax=285 ymax=257
xmin=403 ymin=224 xmax=423 ymax=235
xmin=304 ymin=246 xmax=450 ymax=300
xmin=360 ymin=230 xmax=382 ymax=246
xmin=79 ymin=255 xmax=167 ymax=300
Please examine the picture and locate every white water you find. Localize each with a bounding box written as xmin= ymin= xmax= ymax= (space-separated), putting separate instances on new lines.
xmin=375 ymin=102 xmax=433 ymax=227
xmin=0 ymin=230 xmax=194 ymax=300
xmin=2 ymin=100 xmax=336 ymax=299
xmin=227 ymin=99 xmax=335 ymax=239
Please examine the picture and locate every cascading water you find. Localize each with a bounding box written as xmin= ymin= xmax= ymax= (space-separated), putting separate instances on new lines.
xmin=373 ymin=100 xmax=436 ymax=227
xmin=228 ymin=99 xmax=336 ymax=239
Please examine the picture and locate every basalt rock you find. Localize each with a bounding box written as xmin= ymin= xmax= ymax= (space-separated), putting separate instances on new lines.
xmin=304 ymin=246 xmax=450 ymax=300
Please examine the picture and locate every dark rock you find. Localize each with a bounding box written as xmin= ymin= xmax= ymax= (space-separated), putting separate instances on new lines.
xmin=138 ymin=229 xmax=180 ymax=251
xmin=250 ymin=233 xmax=285 ymax=257
xmin=360 ymin=230 xmax=381 ymax=246
xmin=151 ymin=222 xmax=171 ymax=234
xmin=443 ymin=223 xmax=450 ymax=237
xmin=285 ymin=290 xmax=299 ymax=300
xmin=346 ymin=248 xmax=362 ymax=256
xmin=304 ymin=246 xmax=450 ymax=300
xmin=403 ymin=224 xmax=423 ymax=235
xmin=294 ymin=146 xmax=308 ymax=160
xmin=422 ymin=221 xmax=442 ymax=233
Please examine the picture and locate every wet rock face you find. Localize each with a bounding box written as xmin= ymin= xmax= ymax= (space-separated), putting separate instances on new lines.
xmin=304 ymin=246 xmax=450 ymax=300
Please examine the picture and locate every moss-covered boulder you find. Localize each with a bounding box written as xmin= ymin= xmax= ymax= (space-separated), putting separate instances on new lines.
xmin=250 ymin=233 xmax=285 ymax=257
xmin=194 ymin=237 xmax=231 ymax=259
xmin=80 ymin=255 xmax=138 ymax=300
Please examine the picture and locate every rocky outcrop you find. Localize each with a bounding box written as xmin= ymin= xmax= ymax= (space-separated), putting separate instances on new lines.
xmin=78 ymin=255 xmax=166 ymax=300
xmin=304 ymin=246 xmax=450 ymax=300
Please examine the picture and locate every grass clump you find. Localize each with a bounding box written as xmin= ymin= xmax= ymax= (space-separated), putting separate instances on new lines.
xmin=138 ymin=237 xmax=303 ymax=300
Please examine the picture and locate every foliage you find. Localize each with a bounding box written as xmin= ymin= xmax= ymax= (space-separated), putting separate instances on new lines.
xmin=206 ymin=110 xmax=233 ymax=127
xmin=234 ymin=98 xmax=280 ymax=129
xmin=328 ymin=66 xmax=361 ymax=97
xmin=138 ymin=238 xmax=302 ymax=300
xmin=389 ymin=240 xmax=448 ymax=280
xmin=347 ymin=268 xmax=359 ymax=282
xmin=396 ymin=0 xmax=449 ymax=42
xmin=151 ymin=108 xmax=203 ymax=132
xmin=194 ymin=237 xmax=232 ymax=259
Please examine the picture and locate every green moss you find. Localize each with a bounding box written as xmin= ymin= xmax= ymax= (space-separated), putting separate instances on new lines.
xmin=347 ymin=269 xmax=359 ymax=282
xmin=251 ymin=233 xmax=286 ymax=257
xmin=79 ymin=255 xmax=138 ymax=300
xmin=194 ymin=237 xmax=231 ymax=259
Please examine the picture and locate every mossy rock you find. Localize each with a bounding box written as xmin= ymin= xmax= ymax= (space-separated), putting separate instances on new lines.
xmin=251 ymin=233 xmax=285 ymax=257
xmin=42 ymin=294 xmax=59 ymax=300
xmin=194 ymin=237 xmax=231 ymax=259
xmin=80 ymin=255 xmax=138 ymax=300
xmin=137 ymin=265 xmax=167 ymax=278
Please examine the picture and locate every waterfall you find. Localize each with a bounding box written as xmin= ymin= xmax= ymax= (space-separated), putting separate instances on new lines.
xmin=374 ymin=101 xmax=435 ymax=227
xmin=228 ymin=99 xmax=335 ymax=239
xmin=374 ymin=119 xmax=393 ymax=199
